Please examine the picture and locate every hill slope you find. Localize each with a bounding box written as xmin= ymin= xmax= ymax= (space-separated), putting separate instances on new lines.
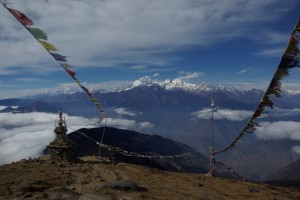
xmin=0 ymin=156 xmax=299 ymax=200
xmin=271 ymin=159 xmax=300 ymax=181
xmin=266 ymin=159 xmax=300 ymax=187
xmin=68 ymin=127 xmax=231 ymax=177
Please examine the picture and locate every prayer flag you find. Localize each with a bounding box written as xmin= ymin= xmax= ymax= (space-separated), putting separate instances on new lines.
xmin=5 ymin=6 xmax=33 ymax=26
xmin=60 ymin=63 xmax=72 ymax=70
xmin=81 ymin=86 xmax=89 ymax=93
xmin=39 ymin=41 xmax=57 ymax=51
xmin=50 ymin=53 xmax=67 ymax=62
xmin=26 ymin=27 xmax=47 ymax=40
xmin=66 ymin=69 xmax=76 ymax=76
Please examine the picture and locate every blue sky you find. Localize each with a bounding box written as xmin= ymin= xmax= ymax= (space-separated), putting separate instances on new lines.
xmin=0 ymin=0 xmax=300 ymax=98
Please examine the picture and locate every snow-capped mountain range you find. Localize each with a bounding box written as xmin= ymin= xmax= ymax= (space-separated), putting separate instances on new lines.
xmin=126 ymin=78 xmax=236 ymax=92
xmin=107 ymin=78 xmax=244 ymax=94
xmin=112 ymin=77 xmax=300 ymax=95
xmin=27 ymin=77 xmax=299 ymax=99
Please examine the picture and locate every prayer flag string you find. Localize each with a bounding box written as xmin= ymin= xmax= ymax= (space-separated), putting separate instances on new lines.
xmin=213 ymin=18 xmax=300 ymax=155
xmin=2 ymin=3 xmax=106 ymax=123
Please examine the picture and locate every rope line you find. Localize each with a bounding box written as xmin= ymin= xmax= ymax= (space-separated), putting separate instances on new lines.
xmin=216 ymin=160 xmax=245 ymax=180
xmin=68 ymin=126 xmax=205 ymax=158
xmin=212 ymin=18 xmax=300 ymax=156
xmin=1 ymin=2 xmax=106 ymax=123
xmin=69 ymin=126 xmax=245 ymax=179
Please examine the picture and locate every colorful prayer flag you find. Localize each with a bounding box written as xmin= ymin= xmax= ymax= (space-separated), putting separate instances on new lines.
xmin=39 ymin=41 xmax=57 ymax=51
xmin=66 ymin=69 xmax=76 ymax=76
xmin=5 ymin=5 xmax=33 ymax=26
xmin=60 ymin=63 xmax=73 ymax=70
xmin=26 ymin=27 xmax=47 ymax=40
xmin=213 ymin=17 xmax=300 ymax=155
xmin=50 ymin=53 xmax=67 ymax=62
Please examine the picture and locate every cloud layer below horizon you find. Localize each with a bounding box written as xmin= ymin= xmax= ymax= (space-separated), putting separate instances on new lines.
xmin=192 ymin=108 xmax=253 ymax=121
xmin=192 ymin=108 xmax=300 ymax=154
xmin=0 ymin=111 xmax=153 ymax=164
xmin=255 ymin=121 xmax=300 ymax=141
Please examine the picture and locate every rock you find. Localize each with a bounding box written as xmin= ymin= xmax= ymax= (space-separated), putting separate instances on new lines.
xmin=43 ymin=187 xmax=80 ymax=199
xmin=79 ymin=193 xmax=113 ymax=200
xmin=248 ymin=186 xmax=260 ymax=193
xmin=111 ymin=180 xmax=148 ymax=192
xmin=22 ymin=192 xmax=33 ymax=198
xmin=99 ymin=180 xmax=148 ymax=192
xmin=112 ymin=180 xmax=137 ymax=191
xmin=195 ymin=183 xmax=204 ymax=187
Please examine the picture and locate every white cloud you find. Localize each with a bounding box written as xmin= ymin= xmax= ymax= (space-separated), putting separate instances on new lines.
xmin=153 ymin=73 xmax=159 ymax=77
xmin=0 ymin=112 xmax=96 ymax=165
xmin=285 ymin=89 xmax=300 ymax=95
xmin=56 ymin=81 xmax=132 ymax=92
xmin=255 ymin=121 xmax=300 ymax=141
xmin=139 ymin=122 xmax=154 ymax=129
xmin=0 ymin=106 xmax=7 ymax=111
xmin=292 ymin=146 xmax=300 ymax=155
xmin=113 ymin=107 xmax=136 ymax=117
xmin=192 ymin=108 xmax=253 ymax=121
xmin=218 ymin=80 xmax=269 ymax=90
xmin=271 ymin=108 xmax=300 ymax=118
xmin=237 ymin=69 xmax=248 ymax=74
xmin=14 ymin=78 xmax=48 ymax=82
xmin=0 ymin=0 xmax=295 ymax=74
xmin=136 ymin=76 xmax=154 ymax=85
xmin=178 ymin=71 xmax=204 ymax=80
xmin=0 ymin=87 xmax=61 ymax=99
xmin=99 ymin=117 xmax=154 ymax=131
xmin=130 ymin=65 xmax=148 ymax=70
xmin=257 ymin=32 xmax=291 ymax=45
xmin=257 ymin=48 xmax=284 ymax=57
xmin=0 ymin=80 xmax=132 ymax=99
xmin=237 ymin=67 xmax=252 ymax=74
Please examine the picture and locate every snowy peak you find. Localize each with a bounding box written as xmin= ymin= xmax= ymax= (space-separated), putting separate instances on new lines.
xmin=121 ymin=77 xmax=243 ymax=94
xmin=53 ymin=87 xmax=80 ymax=95
xmin=123 ymin=77 xmax=158 ymax=91
xmin=160 ymin=79 xmax=214 ymax=92
xmin=28 ymin=87 xmax=81 ymax=98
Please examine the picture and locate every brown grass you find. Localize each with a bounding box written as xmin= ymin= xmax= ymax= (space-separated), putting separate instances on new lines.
xmin=0 ymin=156 xmax=299 ymax=200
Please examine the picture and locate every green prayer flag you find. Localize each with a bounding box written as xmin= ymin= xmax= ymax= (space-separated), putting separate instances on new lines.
xmin=26 ymin=27 xmax=47 ymax=40
xmin=91 ymin=98 xmax=98 ymax=103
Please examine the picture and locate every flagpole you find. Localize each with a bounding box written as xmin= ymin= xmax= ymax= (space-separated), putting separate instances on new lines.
xmin=209 ymin=97 xmax=216 ymax=175
xmin=211 ymin=99 xmax=214 ymax=148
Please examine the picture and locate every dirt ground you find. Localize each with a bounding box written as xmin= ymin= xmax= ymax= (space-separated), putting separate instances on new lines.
xmin=0 ymin=156 xmax=299 ymax=200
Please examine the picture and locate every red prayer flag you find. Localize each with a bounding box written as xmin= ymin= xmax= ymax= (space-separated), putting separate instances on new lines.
xmin=66 ymin=69 xmax=76 ymax=76
xmin=87 ymin=92 xmax=93 ymax=97
xmin=5 ymin=5 xmax=34 ymax=26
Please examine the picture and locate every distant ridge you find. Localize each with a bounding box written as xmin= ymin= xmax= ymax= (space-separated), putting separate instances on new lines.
xmin=36 ymin=77 xmax=298 ymax=96
xmin=265 ymin=159 xmax=300 ymax=187
xmin=28 ymin=78 xmax=255 ymax=97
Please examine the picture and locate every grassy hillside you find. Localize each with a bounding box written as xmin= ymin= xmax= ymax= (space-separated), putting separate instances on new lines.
xmin=0 ymin=156 xmax=299 ymax=200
